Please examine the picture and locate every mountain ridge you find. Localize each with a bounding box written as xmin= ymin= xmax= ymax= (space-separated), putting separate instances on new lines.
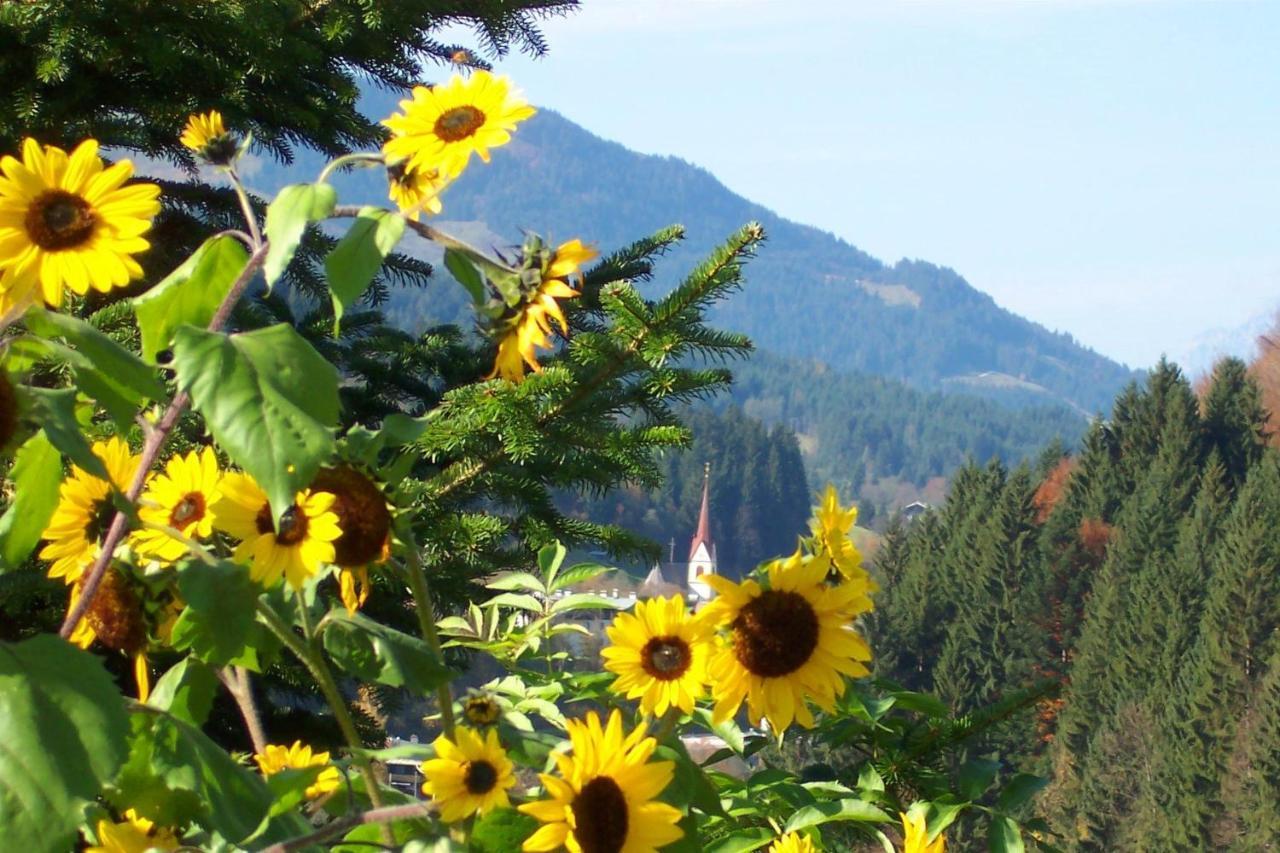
xmin=251 ymin=96 xmax=1140 ymax=413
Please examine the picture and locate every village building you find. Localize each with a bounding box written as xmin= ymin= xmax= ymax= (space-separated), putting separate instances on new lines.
xmin=638 ymin=463 xmax=718 ymax=606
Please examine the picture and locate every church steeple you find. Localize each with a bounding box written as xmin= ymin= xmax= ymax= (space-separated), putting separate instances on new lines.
xmin=689 ymin=462 xmax=713 ymax=560
xmin=686 ymin=463 xmax=716 ymax=601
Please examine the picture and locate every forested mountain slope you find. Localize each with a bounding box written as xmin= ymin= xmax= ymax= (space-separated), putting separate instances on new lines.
xmin=870 ymin=358 xmax=1280 ymax=850
xmin=255 ymin=100 xmax=1139 ymax=414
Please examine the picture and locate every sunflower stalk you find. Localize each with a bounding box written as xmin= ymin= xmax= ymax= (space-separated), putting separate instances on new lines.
xmin=217 ymin=666 xmax=268 ymax=754
xmin=400 ymin=539 xmax=457 ymax=738
xmin=256 ymin=600 xmax=389 ymax=820
xmin=316 ymin=153 xmax=386 ymax=185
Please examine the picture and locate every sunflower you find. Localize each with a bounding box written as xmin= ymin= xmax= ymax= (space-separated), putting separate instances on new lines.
xmin=462 ymin=689 xmax=503 ymax=727
xmin=84 ymin=808 xmax=179 ymax=853
xmin=0 ymin=138 xmax=160 ymax=311
xmin=382 ymin=70 xmax=535 ymax=180
xmin=180 ymin=111 xmax=238 ymax=166
xmin=386 ymin=159 xmax=449 ymax=220
xmin=602 ymin=594 xmax=713 ymax=717
xmin=132 ymin=447 xmax=223 ymax=563
xmin=704 ymin=550 xmax=874 ymax=732
xmin=40 ymin=437 xmax=142 ymax=585
xmin=809 ymin=484 xmax=874 ymax=588
xmin=488 ymin=238 xmax=596 ymax=383
xmin=67 ymin=568 xmax=153 ymax=701
xmin=254 ymin=741 xmax=342 ymax=799
xmin=212 ymin=472 xmax=341 ymax=589
xmin=421 ymin=726 xmax=516 ymax=823
xmin=519 ymin=709 xmax=683 ymax=853
xmin=900 ymin=810 xmax=945 ymax=853
xmin=768 ymin=832 xmax=820 ymax=853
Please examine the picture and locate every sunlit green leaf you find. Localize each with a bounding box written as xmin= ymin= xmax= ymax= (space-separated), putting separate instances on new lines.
xmin=0 ymin=431 xmax=61 ymax=569
xmin=989 ymin=815 xmax=1025 ymax=853
xmin=133 ymin=235 xmax=249 ymax=362
xmin=147 ymin=658 xmax=218 ymax=727
xmin=323 ymin=610 xmax=454 ymax=693
xmin=170 ymin=560 xmax=258 ymax=667
xmin=263 ymin=182 xmax=337 ymax=287
xmin=326 ymin=206 xmax=404 ymax=333
xmin=172 ymin=323 xmax=338 ymax=522
xmin=20 ymin=385 xmax=106 ymax=478
xmin=784 ymin=798 xmax=890 ymax=832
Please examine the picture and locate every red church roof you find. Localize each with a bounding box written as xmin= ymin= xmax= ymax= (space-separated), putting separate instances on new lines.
xmin=689 ymin=463 xmax=713 ymax=560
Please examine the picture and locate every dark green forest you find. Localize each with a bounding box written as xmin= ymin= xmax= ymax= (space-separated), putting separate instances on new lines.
xmin=869 ymin=357 xmax=1280 ymax=850
xmin=724 ymin=352 xmax=1087 ymax=521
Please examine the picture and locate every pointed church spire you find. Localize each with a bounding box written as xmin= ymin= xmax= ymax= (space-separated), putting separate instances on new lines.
xmin=689 ymin=462 xmax=713 ymax=560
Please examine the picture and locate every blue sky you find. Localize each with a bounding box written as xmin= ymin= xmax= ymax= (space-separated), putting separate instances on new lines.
xmin=451 ymin=0 xmax=1279 ymax=370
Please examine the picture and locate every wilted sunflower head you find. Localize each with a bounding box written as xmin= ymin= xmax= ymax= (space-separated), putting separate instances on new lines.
xmin=308 ymin=465 xmax=391 ymax=568
xmin=481 ymin=234 xmax=597 ymax=383
xmin=85 ymin=566 xmax=147 ymax=654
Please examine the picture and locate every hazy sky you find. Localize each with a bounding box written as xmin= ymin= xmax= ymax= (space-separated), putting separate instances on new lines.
xmin=455 ymin=0 xmax=1279 ymax=370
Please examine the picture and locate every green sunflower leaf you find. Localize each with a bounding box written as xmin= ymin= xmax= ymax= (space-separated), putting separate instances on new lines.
xmin=133 ymin=234 xmax=249 ymax=363
xmin=110 ymin=707 xmax=308 ymax=845
xmin=169 ymin=559 xmax=259 ymax=667
xmin=988 ymin=815 xmax=1025 ymax=853
xmin=147 ymin=657 xmax=218 ymax=727
xmin=0 ymin=635 xmax=130 ymax=853
xmin=172 ymin=323 xmax=338 ymax=523
xmin=22 ymin=386 xmax=108 ymax=479
xmin=702 ymin=826 xmax=777 ymax=853
xmin=783 ymin=797 xmax=891 ymax=832
xmin=322 ymin=610 xmax=454 ymax=693
xmin=25 ymin=309 xmax=165 ymax=401
xmin=0 ymin=430 xmax=62 ymax=570
xmin=263 ymin=182 xmax=337 ymax=288
xmin=326 ymin=206 xmax=405 ymax=334
xmin=443 ymin=248 xmax=486 ymax=306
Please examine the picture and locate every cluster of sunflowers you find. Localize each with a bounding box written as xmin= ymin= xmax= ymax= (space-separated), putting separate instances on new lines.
xmin=1 ymin=67 xmax=962 ymax=853
xmin=406 ymin=485 xmax=893 ymax=853
xmin=0 ymin=70 xmax=584 ymax=383
xmin=43 ymin=437 xmax=387 ymax=700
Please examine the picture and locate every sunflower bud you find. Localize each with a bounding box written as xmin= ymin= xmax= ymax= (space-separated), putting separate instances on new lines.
xmin=461 ymin=690 xmax=502 ymax=727
xmin=180 ymin=111 xmax=240 ymax=167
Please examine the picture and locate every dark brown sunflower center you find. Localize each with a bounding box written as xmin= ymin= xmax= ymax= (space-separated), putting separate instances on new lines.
xmin=571 ymin=775 xmax=628 ymax=853
xmin=86 ymin=568 xmax=145 ymax=653
xmin=255 ymin=504 xmax=308 ymax=545
xmin=434 ymin=105 xmax=486 ymax=142
xmin=86 ymin=498 xmax=118 ymax=544
xmin=463 ymin=759 xmax=498 ymax=795
xmin=309 ymin=466 xmax=389 ymax=567
xmin=26 ymin=190 xmax=97 ymax=250
xmin=640 ymin=636 xmax=692 ymax=681
xmin=732 ymin=589 xmax=820 ymax=678
xmin=169 ymin=493 xmax=205 ymax=528
xmin=464 ymin=696 xmax=501 ymax=725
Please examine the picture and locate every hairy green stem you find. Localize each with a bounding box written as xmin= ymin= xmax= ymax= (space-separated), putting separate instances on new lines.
xmin=402 ymin=544 xmax=456 ymax=737
xmin=256 ymin=600 xmax=387 ymax=815
xmin=317 ymin=153 xmax=385 ymax=185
